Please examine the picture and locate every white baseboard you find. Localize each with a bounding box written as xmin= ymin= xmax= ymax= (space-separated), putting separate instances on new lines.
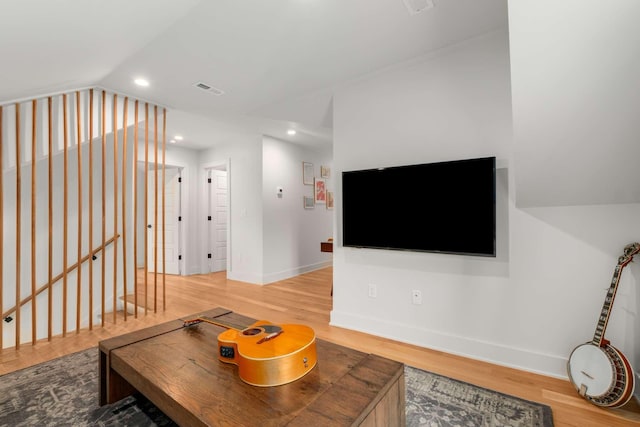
xmin=262 ymin=261 xmax=332 ymax=285
xmin=330 ymin=309 xmax=568 ymax=379
xmin=227 ymin=261 xmax=331 ymax=285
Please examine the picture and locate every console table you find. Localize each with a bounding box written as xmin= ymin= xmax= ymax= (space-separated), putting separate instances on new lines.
xmin=99 ymin=307 xmax=405 ymax=426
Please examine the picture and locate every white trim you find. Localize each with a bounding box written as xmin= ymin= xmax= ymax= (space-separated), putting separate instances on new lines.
xmin=136 ymin=159 xmax=187 ymax=275
xmin=201 ymin=159 xmax=231 ymax=275
xmin=0 ymin=86 xmax=94 ymax=106
xmin=329 ymin=309 xmax=570 ymax=379
xmin=0 ymin=85 xmax=170 ymax=110
xmin=262 ymin=261 xmax=332 ymax=285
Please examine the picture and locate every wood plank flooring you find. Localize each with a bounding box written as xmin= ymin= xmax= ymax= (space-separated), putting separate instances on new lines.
xmin=1 ymin=267 xmax=638 ymax=426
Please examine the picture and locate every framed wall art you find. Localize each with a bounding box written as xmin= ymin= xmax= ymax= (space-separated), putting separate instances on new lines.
xmin=314 ymin=178 xmax=326 ymax=204
xmin=326 ymin=191 xmax=334 ymax=210
xmin=303 ymin=162 xmax=314 ymax=185
xmin=320 ymin=165 xmax=330 ymax=178
xmin=304 ymin=196 xmax=315 ymax=209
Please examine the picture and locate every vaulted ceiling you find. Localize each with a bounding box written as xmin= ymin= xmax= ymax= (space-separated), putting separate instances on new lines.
xmin=0 ymin=0 xmax=507 ymax=150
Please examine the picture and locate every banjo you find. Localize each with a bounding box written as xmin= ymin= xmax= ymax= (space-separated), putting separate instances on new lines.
xmin=567 ymin=242 xmax=639 ymax=408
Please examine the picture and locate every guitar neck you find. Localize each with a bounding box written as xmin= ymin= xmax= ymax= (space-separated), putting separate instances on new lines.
xmin=185 ymin=315 xmax=252 ymax=331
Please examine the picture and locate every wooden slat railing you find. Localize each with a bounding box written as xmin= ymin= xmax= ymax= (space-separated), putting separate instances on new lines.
xmin=0 ymin=88 xmax=167 ymax=350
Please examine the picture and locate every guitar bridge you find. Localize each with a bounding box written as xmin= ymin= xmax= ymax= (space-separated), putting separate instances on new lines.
xmin=579 ymin=384 xmax=588 ymax=397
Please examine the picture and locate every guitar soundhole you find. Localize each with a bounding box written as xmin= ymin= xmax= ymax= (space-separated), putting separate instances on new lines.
xmin=242 ymin=328 xmax=262 ymax=336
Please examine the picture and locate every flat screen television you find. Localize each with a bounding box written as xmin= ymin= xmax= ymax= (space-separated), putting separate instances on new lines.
xmin=342 ymin=156 xmax=496 ymax=257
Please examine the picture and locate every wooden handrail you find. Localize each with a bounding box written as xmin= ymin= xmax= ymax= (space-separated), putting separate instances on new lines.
xmin=1 ymin=234 xmax=120 ymax=321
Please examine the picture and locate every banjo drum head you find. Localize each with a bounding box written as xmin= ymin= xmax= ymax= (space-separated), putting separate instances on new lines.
xmin=568 ymin=343 xmax=614 ymax=398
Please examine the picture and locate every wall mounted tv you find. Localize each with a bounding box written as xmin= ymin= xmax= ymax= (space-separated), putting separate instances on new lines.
xmin=342 ymin=156 xmax=496 ymax=257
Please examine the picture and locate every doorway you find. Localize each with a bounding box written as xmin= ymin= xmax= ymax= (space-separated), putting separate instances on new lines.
xmin=138 ymin=162 xmax=183 ymax=275
xmin=206 ymin=167 xmax=228 ymax=273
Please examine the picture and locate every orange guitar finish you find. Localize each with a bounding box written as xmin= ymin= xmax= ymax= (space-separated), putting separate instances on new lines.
xmin=217 ymin=321 xmax=317 ymax=387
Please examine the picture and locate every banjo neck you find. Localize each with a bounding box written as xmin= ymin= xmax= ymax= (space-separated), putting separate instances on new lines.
xmin=592 ymin=243 xmax=640 ymax=347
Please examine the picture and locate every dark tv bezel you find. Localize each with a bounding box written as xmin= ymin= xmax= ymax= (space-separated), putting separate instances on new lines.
xmin=341 ymin=156 xmax=496 ymax=257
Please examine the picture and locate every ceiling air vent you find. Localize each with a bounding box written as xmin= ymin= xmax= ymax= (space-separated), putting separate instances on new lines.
xmin=193 ymin=81 xmax=225 ymax=96
xmin=402 ymin=0 xmax=434 ymax=15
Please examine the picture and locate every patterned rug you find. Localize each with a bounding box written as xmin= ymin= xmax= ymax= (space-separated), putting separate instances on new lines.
xmin=405 ymin=366 xmax=554 ymax=426
xmin=0 ymin=348 xmax=553 ymax=426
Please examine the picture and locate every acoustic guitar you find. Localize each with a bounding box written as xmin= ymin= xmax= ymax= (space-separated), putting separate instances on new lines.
xmin=567 ymin=242 xmax=639 ymax=407
xmin=183 ymin=315 xmax=317 ymax=387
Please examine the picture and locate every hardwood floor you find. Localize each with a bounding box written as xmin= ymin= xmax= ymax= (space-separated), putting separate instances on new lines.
xmin=1 ymin=267 xmax=638 ymax=426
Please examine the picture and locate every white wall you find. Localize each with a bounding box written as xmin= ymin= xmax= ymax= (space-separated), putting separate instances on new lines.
xmin=197 ymin=134 xmax=332 ymax=285
xmin=509 ymin=0 xmax=640 ymax=207
xmin=262 ymin=136 xmax=332 ymax=283
xmin=199 ymin=134 xmax=264 ymax=283
xmin=330 ymin=28 xmax=640 ymax=378
xmin=2 ymin=138 xmax=122 ymax=344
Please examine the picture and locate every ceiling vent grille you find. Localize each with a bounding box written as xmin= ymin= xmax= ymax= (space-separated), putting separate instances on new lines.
xmin=193 ymin=81 xmax=225 ymax=96
xmin=402 ymin=0 xmax=434 ymax=15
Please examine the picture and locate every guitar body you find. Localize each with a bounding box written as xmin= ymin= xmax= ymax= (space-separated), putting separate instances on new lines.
xmin=217 ymin=320 xmax=317 ymax=387
xmin=567 ymin=342 xmax=635 ymax=407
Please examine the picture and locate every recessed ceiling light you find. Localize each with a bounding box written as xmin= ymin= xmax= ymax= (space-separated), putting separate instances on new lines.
xmin=170 ymin=139 xmax=176 ymax=144
xmin=134 ymin=78 xmax=150 ymax=87
xmin=287 ymin=129 xmax=296 ymax=136
xmin=174 ymin=135 xmax=184 ymax=141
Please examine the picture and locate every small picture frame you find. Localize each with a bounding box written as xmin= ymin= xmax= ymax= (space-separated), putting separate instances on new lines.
xmin=303 ymin=162 xmax=314 ymax=185
xmin=320 ymin=165 xmax=330 ymax=179
xmin=326 ymin=191 xmax=334 ymax=210
xmin=314 ymin=178 xmax=326 ymax=204
xmin=303 ymin=196 xmax=315 ymax=209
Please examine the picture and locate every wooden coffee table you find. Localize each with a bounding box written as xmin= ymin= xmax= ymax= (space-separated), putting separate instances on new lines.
xmin=99 ymin=308 xmax=405 ymax=426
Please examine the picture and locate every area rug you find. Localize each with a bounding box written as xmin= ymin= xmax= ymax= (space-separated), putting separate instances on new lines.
xmin=0 ymin=348 xmax=553 ymax=426
xmin=405 ymin=366 xmax=553 ymax=427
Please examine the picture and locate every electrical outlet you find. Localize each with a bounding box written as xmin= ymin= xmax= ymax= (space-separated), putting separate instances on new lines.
xmin=412 ymin=290 xmax=422 ymax=305
xmin=368 ymin=283 xmax=377 ymax=298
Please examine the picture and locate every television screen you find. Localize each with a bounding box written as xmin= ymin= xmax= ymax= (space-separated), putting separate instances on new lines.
xmin=342 ymin=156 xmax=496 ymax=257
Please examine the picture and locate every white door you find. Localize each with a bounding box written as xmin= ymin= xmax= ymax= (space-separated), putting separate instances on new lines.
xmin=208 ymin=169 xmax=227 ymax=272
xmin=147 ymin=167 xmax=181 ymax=275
